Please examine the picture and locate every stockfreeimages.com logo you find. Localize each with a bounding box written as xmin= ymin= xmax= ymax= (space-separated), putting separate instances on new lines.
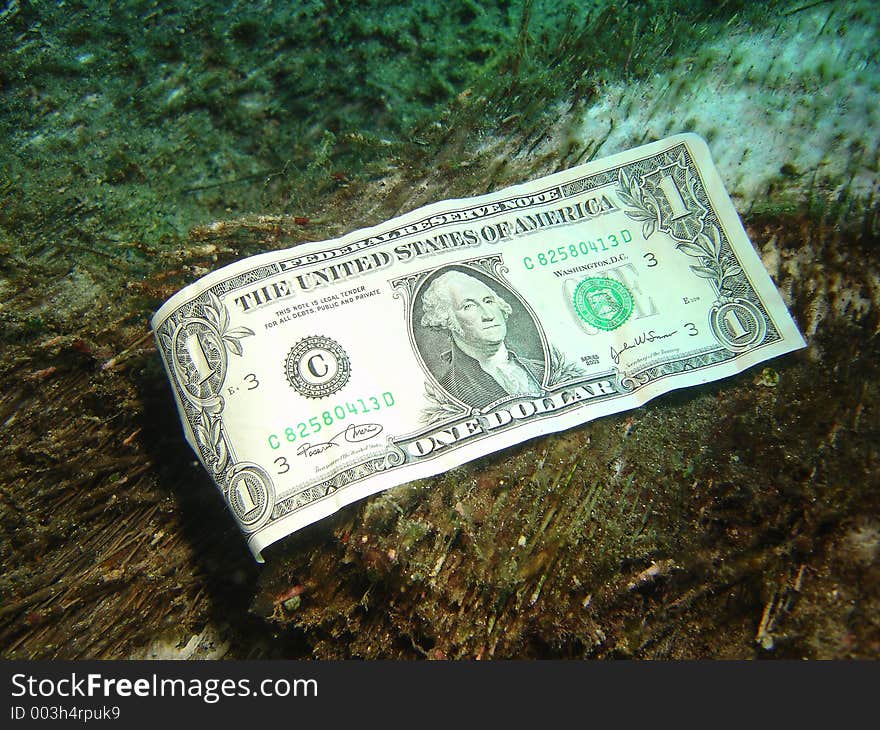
xmin=11 ymin=672 xmax=317 ymax=705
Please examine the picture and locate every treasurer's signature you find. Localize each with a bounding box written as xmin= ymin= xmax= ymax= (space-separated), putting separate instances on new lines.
xmin=296 ymin=423 xmax=383 ymax=457
xmin=610 ymin=329 xmax=678 ymax=365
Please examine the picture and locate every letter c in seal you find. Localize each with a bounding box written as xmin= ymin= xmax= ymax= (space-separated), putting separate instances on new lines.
xmin=307 ymin=353 xmax=329 ymax=378
xmin=284 ymin=335 xmax=351 ymax=399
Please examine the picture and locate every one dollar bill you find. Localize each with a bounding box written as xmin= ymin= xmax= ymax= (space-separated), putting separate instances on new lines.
xmin=152 ymin=134 xmax=806 ymax=561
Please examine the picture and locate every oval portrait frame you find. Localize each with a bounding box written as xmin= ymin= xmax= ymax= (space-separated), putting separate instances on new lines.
xmin=410 ymin=262 xmax=550 ymax=413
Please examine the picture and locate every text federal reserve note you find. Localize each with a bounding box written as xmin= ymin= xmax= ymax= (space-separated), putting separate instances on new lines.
xmin=152 ymin=134 xmax=806 ymax=561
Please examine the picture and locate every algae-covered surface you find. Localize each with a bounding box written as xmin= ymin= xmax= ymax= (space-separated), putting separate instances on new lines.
xmin=1 ymin=0 xmax=878 ymax=659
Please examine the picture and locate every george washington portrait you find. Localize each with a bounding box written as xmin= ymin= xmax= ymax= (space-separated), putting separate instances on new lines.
xmin=413 ymin=267 xmax=547 ymax=409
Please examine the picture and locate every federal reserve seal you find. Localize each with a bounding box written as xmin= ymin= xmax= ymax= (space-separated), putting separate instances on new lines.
xmin=572 ymin=276 xmax=634 ymax=331
xmin=284 ymin=335 xmax=351 ymax=398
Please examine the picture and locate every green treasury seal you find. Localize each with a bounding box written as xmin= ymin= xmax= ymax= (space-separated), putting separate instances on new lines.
xmin=572 ymin=276 xmax=634 ymax=331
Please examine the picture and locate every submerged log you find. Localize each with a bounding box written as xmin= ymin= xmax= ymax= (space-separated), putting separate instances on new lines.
xmin=2 ymin=190 xmax=877 ymax=659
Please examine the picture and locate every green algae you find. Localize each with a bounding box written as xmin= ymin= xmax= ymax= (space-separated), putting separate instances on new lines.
xmin=1 ymin=0 xmax=802 ymax=262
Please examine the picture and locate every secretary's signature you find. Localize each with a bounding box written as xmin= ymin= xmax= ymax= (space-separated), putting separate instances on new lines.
xmin=610 ymin=329 xmax=678 ymax=365
xmin=296 ymin=423 xmax=383 ymax=457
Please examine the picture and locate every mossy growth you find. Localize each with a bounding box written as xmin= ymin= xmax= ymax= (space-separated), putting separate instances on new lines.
xmin=1 ymin=0 xmax=795 ymax=268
